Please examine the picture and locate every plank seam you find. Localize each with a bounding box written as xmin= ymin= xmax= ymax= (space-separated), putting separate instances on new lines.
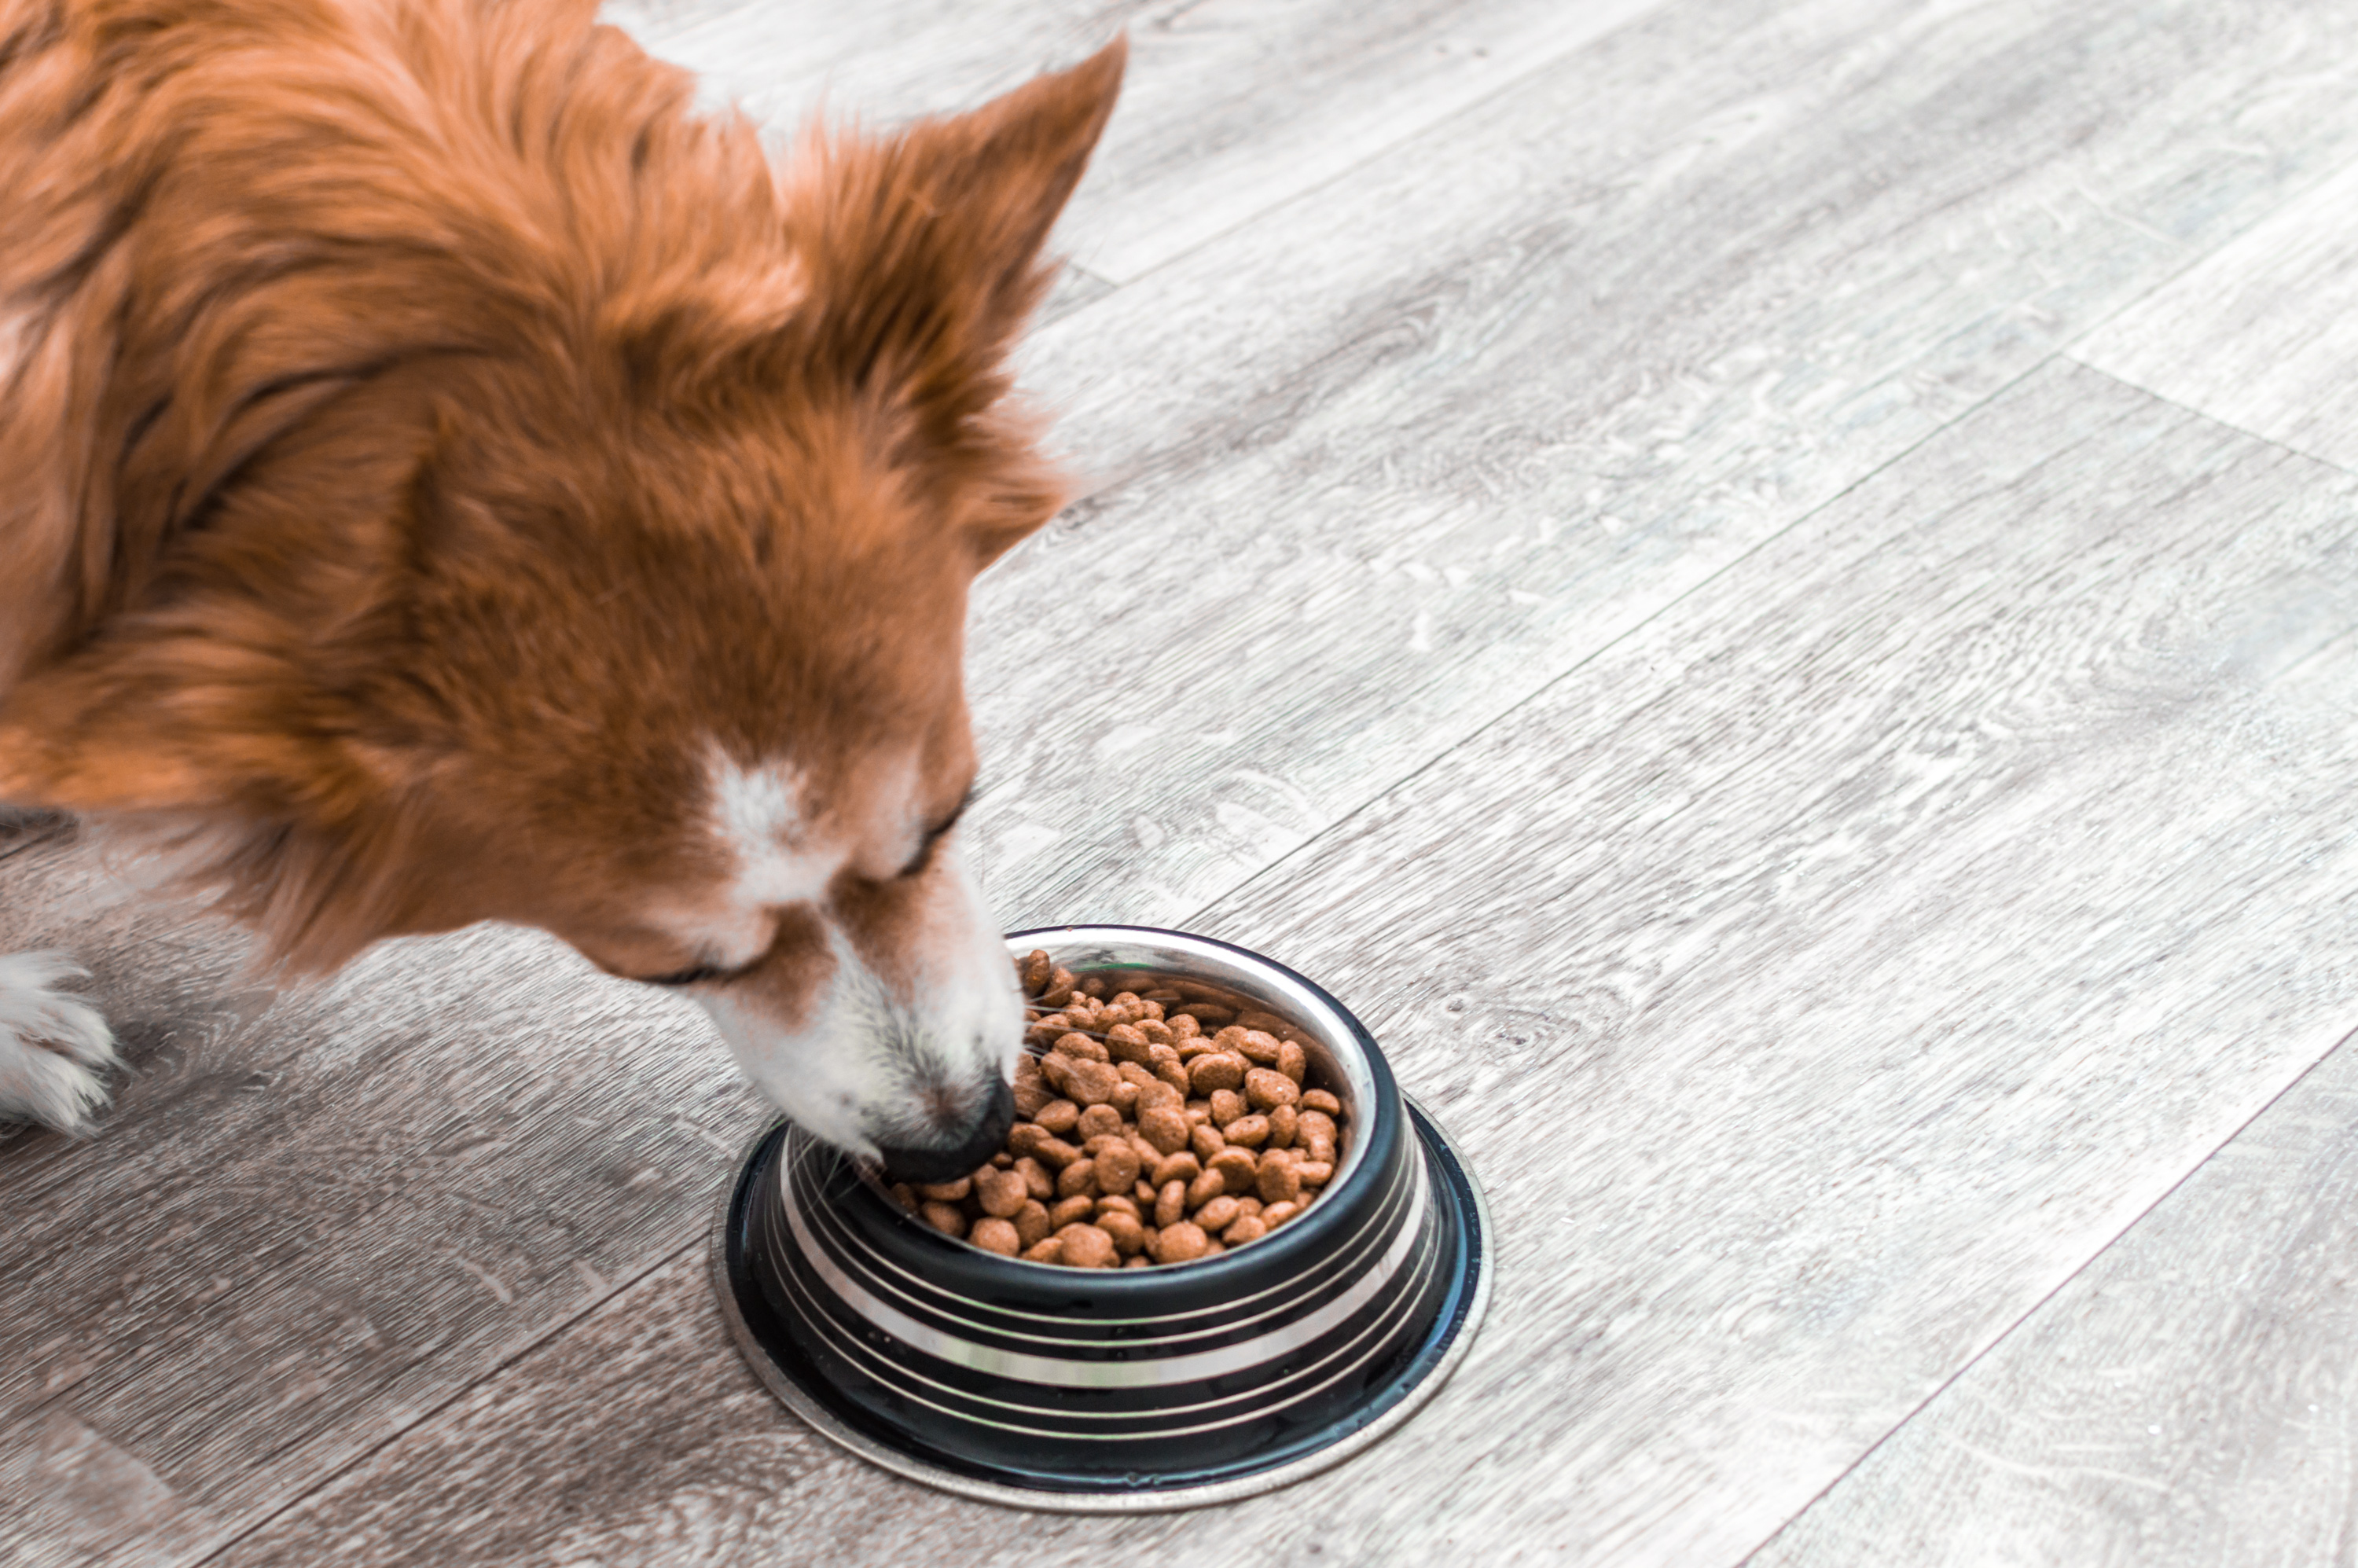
xmin=1732 ymin=1019 xmax=2358 ymax=1568
xmin=175 ymin=1224 xmax=713 ymax=1567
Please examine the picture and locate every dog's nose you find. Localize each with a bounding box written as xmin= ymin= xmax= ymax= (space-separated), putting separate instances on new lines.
xmin=875 ymin=1075 xmax=1016 ymax=1186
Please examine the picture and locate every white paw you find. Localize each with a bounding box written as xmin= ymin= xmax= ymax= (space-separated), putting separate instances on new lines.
xmin=0 ymin=950 xmax=119 ymax=1134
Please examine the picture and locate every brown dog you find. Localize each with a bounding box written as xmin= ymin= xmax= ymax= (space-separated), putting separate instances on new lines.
xmin=0 ymin=0 xmax=1122 ymax=1177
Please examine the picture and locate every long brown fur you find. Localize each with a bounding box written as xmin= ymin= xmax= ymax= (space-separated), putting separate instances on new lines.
xmin=0 ymin=0 xmax=1122 ymax=972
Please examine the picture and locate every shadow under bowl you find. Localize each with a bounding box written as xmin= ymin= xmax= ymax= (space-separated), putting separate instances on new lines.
xmin=711 ymin=925 xmax=1492 ymax=1511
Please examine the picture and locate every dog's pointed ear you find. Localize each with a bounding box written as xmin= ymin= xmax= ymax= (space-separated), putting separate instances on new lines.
xmin=792 ymin=37 xmax=1126 ymax=428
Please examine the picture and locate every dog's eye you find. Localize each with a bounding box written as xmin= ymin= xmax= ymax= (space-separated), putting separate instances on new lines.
xmin=898 ymin=781 xmax=979 ymax=879
xmin=640 ymin=964 xmax=725 ymax=988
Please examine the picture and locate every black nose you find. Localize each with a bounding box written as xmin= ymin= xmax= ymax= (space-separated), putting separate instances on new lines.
xmin=874 ymin=1076 xmax=1016 ymax=1186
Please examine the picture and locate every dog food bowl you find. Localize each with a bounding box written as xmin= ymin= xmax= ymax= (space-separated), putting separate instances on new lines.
xmin=710 ymin=925 xmax=1491 ymax=1511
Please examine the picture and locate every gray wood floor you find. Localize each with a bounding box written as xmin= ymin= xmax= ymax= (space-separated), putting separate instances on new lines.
xmin=10 ymin=0 xmax=2358 ymax=1562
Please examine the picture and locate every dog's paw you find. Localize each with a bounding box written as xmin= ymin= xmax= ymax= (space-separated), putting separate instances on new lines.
xmin=0 ymin=951 xmax=119 ymax=1134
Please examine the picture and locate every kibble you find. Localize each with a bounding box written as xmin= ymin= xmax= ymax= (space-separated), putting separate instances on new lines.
xmin=880 ymin=953 xmax=1352 ymax=1270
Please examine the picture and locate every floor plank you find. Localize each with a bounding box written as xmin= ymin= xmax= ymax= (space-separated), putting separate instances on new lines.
xmin=2073 ymin=154 xmax=2358 ymax=477
xmin=603 ymin=0 xmax=1668 ymax=285
xmin=0 ymin=833 xmax=765 ymax=1565
xmin=1745 ymin=1030 xmax=2358 ymax=1568
xmin=964 ymin=0 xmax=2358 ymax=936
xmin=211 ymin=361 xmax=2358 ymax=1566
xmin=17 ymin=2 xmax=2358 ymax=1562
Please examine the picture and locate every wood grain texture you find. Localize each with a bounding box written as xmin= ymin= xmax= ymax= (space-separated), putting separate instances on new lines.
xmin=14 ymin=1 xmax=2358 ymax=1562
xmin=1747 ymin=1033 xmax=2358 ymax=1568
xmin=602 ymin=0 xmax=1668 ymax=285
xmin=0 ymin=830 xmax=765 ymax=1566
xmin=211 ymin=362 xmax=2358 ymax=1566
xmin=2074 ymin=154 xmax=2358 ymax=478
xmin=964 ymin=0 xmax=2358 ymax=938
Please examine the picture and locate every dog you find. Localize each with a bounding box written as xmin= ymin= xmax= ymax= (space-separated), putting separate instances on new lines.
xmin=0 ymin=0 xmax=1123 ymax=1180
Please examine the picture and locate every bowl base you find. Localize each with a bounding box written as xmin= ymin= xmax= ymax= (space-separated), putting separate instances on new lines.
xmin=710 ymin=1095 xmax=1492 ymax=1514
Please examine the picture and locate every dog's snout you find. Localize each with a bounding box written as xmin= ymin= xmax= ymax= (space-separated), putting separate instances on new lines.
xmin=874 ymin=1074 xmax=1015 ymax=1185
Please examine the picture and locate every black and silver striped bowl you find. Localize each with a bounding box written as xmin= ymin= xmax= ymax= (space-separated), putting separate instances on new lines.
xmin=710 ymin=925 xmax=1491 ymax=1511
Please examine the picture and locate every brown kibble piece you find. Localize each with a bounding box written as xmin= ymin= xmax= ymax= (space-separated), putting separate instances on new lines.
xmin=1117 ymin=1061 xmax=1159 ymax=1091
xmin=1140 ymin=1019 xmax=1175 ymax=1047
xmin=977 ymin=1169 xmax=1029 ymax=1217
xmin=1055 ymin=1031 xmax=1109 ymax=1063
xmin=1276 ymin=1039 xmax=1308 ymax=1085
xmin=971 ymin=1217 xmax=1020 ymax=1256
xmin=1223 ymin=1114 xmax=1270 ymax=1149
xmin=1135 ymin=1179 xmax=1158 ymax=1204
xmin=1266 ymin=1103 xmax=1298 ymax=1149
xmin=1033 ymin=1137 xmax=1083 ymax=1170
xmin=1099 ymin=1210 xmax=1146 ymax=1255
xmin=1207 ymin=1089 xmax=1248 ymax=1126
xmin=916 ymin=1176 xmax=971 ymax=1202
xmin=1170 ymin=1013 xmax=1203 ymax=1041
xmin=1210 ymin=1148 xmax=1261 ymax=1193
xmin=1050 ymin=1194 xmax=1096 ymax=1229
xmin=1077 ymin=1103 xmax=1124 ymax=1140
xmin=1014 ymin=1156 xmax=1054 ymax=1201
xmin=1186 ymin=1168 xmax=1227 ymax=1209
xmin=1190 ymin=1122 xmax=1226 ymax=1162
xmin=1188 ymin=1052 xmax=1247 ymax=1095
xmin=1151 ymin=1052 xmax=1191 ymax=1095
xmin=1258 ymin=1155 xmax=1303 ymax=1206
xmin=1007 ymin=1123 xmax=1049 ymax=1158
xmin=888 ymin=1183 xmax=918 ymax=1212
xmin=1237 ymin=1030 xmax=1284 ymax=1065
xmin=1195 ymin=1195 xmax=1240 ymax=1232
xmin=1013 ymin=1075 xmax=1054 ymax=1118
xmin=1155 ymin=1179 xmax=1188 ymax=1229
xmin=1135 ymin=1075 xmax=1182 ymax=1111
xmin=1151 ymin=1150 xmax=1202 ymax=1188
xmin=1036 ymin=1100 xmax=1080 ymax=1135
xmin=1056 ymin=1223 xmax=1117 ymax=1269
xmin=1019 ymin=949 xmax=1052 ymax=993
xmin=1261 ymin=1200 xmax=1301 ymax=1228
xmin=1223 ymin=1214 xmax=1268 ymax=1246
xmin=1023 ymin=1236 xmax=1063 ymax=1263
xmin=1014 ymin=1199 xmax=1052 ymax=1249
xmin=1125 ymin=1254 xmax=1152 ymax=1269
xmin=1094 ymin=1194 xmax=1141 ymax=1221
xmin=1111 ymin=1081 xmax=1140 ymax=1116
xmin=1244 ymin=1067 xmax=1301 ymax=1111
xmin=920 ymin=1201 xmax=968 ymax=1237
xmin=1105 ymin=1023 xmax=1151 ymax=1064
xmin=1293 ymin=1161 xmax=1334 ymax=1186
xmin=1095 ymin=1142 xmax=1142 ymax=1195
xmin=1138 ymin=1104 xmax=1191 ymax=1155
xmin=1154 ymin=1221 xmax=1210 ymax=1264
xmin=1062 ymin=1057 xmax=1122 ymax=1107
xmin=1042 ymin=967 xmax=1076 ymax=1007
xmin=1301 ymin=1089 xmax=1342 ymax=1117
xmin=1056 ymin=1158 xmax=1097 ymax=1199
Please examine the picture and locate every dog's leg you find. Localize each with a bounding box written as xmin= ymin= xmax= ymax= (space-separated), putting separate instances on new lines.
xmin=0 ymin=951 xmax=118 ymax=1133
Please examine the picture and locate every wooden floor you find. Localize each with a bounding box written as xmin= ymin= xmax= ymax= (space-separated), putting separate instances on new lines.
xmin=11 ymin=0 xmax=2358 ymax=1562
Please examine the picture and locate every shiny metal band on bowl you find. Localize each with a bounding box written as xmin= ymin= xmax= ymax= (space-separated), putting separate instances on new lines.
xmin=710 ymin=925 xmax=1493 ymax=1511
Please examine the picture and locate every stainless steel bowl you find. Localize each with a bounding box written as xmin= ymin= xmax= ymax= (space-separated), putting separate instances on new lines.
xmin=711 ymin=925 xmax=1492 ymax=1511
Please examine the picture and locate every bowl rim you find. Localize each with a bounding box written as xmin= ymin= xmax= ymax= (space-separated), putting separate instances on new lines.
xmin=869 ymin=923 xmax=1391 ymax=1281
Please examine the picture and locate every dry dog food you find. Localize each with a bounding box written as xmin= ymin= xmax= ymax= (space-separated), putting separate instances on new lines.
xmin=884 ymin=951 xmax=1350 ymax=1268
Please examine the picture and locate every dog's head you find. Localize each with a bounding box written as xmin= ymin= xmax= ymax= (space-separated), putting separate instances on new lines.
xmin=0 ymin=25 xmax=1124 ymax=1177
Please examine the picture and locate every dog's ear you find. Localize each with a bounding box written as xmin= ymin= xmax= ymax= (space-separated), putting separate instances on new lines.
xmin=788 ymin=38 xmax=1126 ymax=434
